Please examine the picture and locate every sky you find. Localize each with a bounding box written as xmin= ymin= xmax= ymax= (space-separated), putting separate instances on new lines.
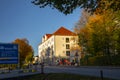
xmin=0 ymin=0 xmax=81 ymax=56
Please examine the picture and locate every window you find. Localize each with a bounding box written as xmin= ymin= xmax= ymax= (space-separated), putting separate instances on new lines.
xmin=66 ymin=38 xmax=69 ymax=43
xmin=66 ymin=44 xmax=70 ymax=49
xmin=52 ymin=38 xmax=54 ymax=42
xmin=75 ymin=52 xmax=79 ymax=56
xmin=66 ymin=51 xmax=70 ymax=56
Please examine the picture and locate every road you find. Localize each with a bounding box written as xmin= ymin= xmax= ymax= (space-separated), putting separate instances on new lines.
xmin=44 ymin=66 xmax=120 ymax=80
xmin=0 ymin=66 xmax=120 ymax=80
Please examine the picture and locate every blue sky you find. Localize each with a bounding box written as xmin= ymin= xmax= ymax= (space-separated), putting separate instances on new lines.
xmin=0 ymin=0 xmax=81 ymax=56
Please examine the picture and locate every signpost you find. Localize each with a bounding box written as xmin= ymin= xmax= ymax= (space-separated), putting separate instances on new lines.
xmin=0 ymin=43 xmax=18 ymax=64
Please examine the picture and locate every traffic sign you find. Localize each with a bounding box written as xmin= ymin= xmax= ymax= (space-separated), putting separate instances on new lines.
xmin=0 ymin=43 xmax=18 ymax=64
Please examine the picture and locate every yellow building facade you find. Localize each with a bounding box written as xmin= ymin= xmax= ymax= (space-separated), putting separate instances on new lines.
xmin=38 ymin=27 xmax=81 ymax=65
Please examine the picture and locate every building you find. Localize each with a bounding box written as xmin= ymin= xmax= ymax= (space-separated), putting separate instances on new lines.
xmin=38 ymin=27 xmax=81 ymax=65
xmin=33 ymin=56 xmax=39 ymax=64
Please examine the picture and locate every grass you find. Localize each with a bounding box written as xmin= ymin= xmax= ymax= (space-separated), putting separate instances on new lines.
xmin=3 ymin=73 xmax=113 ymax=80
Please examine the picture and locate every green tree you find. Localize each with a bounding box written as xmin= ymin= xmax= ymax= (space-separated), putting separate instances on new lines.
xmin=75 ymin=9 xmax=120 ymax=65
xmin=32 ymin=0 xmax=120 ymax=15
xmin=25 ymin=53 xmax=33 ymax=64
xmin=13 ymin=38 xmax=34 ymax=67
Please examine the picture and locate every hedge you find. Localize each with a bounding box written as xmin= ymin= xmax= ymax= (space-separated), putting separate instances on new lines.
xmin=80 ymin=54 xmax=120 ymax=66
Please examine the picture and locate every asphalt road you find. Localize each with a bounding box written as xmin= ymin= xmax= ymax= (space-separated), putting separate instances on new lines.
xmin=0 ymin=66 xmax=120 ymax=80
xmin=44 ymin=66 xmax=120 ymax=80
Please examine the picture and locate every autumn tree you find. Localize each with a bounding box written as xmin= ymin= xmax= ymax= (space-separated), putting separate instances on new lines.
xmin=76 ymin=9 xmax=120 ymax=65
xmin=92 ymin=10 xmax=120 ymax=55
xmin=32 ymin=0 xmax=120 ymax=15
xmin=73 ymin=0 xmax=120 ymax=65
xmin=13 ymin=38 xmax=34 ymax=66
xmin=74 ymin=9 xmax=91 ymax=34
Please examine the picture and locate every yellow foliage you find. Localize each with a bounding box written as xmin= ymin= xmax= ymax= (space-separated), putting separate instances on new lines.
xmin=88 ymin=15 xmax=101 ymax=23
xmin=13 ymin=38 xmax=34 ymax=65
xmin=70 ymin=45 xmax=82 ymax=51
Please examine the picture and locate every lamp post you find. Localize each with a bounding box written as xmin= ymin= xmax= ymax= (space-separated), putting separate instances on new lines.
xmin=75 ymin=51 xmax=79 ymax=66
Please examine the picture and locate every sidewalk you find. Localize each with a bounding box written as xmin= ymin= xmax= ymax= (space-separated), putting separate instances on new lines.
xmin=77 ymin=66 xmax=120 ymax=69
xmin=0 ymin=69 xmax=41 ymax=79
xmin=54 ymin=65 xmax=120 ymax=69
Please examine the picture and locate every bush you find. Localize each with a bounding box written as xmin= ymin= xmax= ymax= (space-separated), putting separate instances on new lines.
xmin=111 ymin=55 xmax=120 ymax=66
xmin=80 ymin=54 xmax=120 ymax=66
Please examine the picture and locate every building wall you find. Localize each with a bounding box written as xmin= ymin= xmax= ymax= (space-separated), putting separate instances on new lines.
xmin=54 ymin=35 xmax=79 ymax=59
xmin=54 ymin=35 xmax=66 ymax=58
xmin=38 ymin=36 xmax=55 ymax=62
xmin=38 ymin=34 xmax=80 ymax=64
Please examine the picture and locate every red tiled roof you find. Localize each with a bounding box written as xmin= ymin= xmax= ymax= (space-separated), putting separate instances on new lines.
xmin=53 ymin=27 xmax=76 ymax=36
xmin=43 ymin=27 xmax=77 ymax=42
xmin=46 ymin=34 xmax=52 ymax=39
